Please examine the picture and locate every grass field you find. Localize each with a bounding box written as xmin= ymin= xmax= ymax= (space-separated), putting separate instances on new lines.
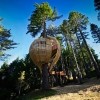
xmin=16 ymin=89 xmax=57 ymax=100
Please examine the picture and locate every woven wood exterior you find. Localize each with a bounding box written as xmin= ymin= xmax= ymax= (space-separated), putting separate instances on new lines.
xmin=29 ymin=36 xmax=61 ymax=71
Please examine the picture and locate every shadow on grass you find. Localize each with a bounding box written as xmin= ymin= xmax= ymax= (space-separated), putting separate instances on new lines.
xmin=16 ymin=89 xmax=57 ymax=100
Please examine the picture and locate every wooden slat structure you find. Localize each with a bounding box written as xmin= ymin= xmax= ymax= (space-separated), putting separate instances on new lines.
xmin=29 ymin=36 xmax=61 ymax=71
xmin=50 ymin=71 xmax=66 ymax=76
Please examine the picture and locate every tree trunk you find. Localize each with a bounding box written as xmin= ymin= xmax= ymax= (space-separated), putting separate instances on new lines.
xmin=79 ymin=30 xmax=100 ymax=78
xmin=75 ymin=32 xmax=91 ymax=78
xmin=72 ymin=69 xmax=77 ymax=83
xmin=60 ymin=54 xmax=64 ymax=70
xmin=41 ymin=21 xmax=47 ymax=37
xmin=42 ymin=63 xmax=49 ymax=90
xmin=64 ymin=36 xmax=71 ymax=75
xmin=68 ymin=40 xmax=82 ymax=83
xmin=41 ymin=20 xmax=50 ymax=89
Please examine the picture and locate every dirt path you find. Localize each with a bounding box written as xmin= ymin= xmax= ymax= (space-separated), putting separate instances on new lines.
xmin=41 ymin=78 xmax=100 ymax=100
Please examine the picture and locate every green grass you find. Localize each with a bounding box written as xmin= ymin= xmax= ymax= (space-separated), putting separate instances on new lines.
xmin=16 ymin=89 xmax=57 ymax=100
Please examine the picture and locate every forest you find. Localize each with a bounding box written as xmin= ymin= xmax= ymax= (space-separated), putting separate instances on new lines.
xmin=0 ymin=0 xmax=100 ymax=100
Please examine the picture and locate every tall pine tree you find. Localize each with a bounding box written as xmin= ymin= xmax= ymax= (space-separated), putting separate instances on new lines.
xmin=0 ymin=19 xmax=17 ymax=60
xmin=94 ymin=0 xmax=100 ymax=20
xmin=90 ymin=23 xmax=100 ymax=43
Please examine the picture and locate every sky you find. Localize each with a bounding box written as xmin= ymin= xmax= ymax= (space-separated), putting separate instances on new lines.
xmin=0 ymin=0 xmax=100 ymax=66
